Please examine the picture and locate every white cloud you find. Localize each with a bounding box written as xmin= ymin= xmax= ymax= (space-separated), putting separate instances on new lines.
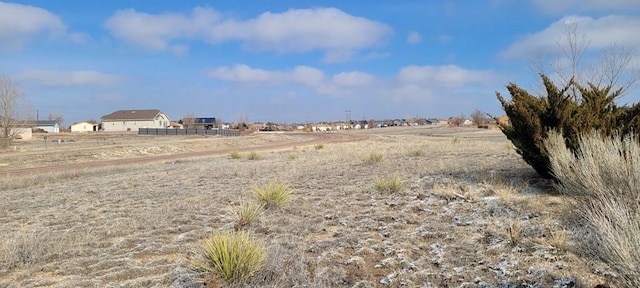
xmin=407 ymin=31 xmax=421 ymax=44
xmin=332 ymin=72 xmax=376 ymax=87
xmin=531 ymin=0 xmax=640 ymax=14
xmin=500 ymin=15 xmax=640 ymax=59
xmin=103 ymin=7 xmax=220 ymax=51
xmin=207 ymin=64 xmax=325 ymax=86
xmin=290 ymin=66 xmax=325 ymax=86
xmin=397 ymin=65 xmax=498 ymax=88
xmin=207 ymin=63 xmax=502 ymax=104
xmin=104 ymin=7 xmax=392 ymax=61
xmin=21 ymin=70 xmax=124 ymax=87
xmin=0 ymin=2 xmax=67 ymax=50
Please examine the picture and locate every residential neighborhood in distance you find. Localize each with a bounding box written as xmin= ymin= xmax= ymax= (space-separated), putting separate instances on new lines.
xmin=5 ymin=106 xmax=510 ymax=140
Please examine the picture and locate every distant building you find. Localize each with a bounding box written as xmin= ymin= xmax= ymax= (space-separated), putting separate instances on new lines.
xmin=497 ymin=115 xmax=511 ymax=126
xmin=70 ymin=121 xmax=98 ymax=133
xmin=33 ymin=120 xmax=60 ymax=133
xmin=182 ymin=117 xmax=216 ymax=129
xmin=168 ymin=121 xmax=183 ymax=129
xmin=100 ymin=109 xmax=171 ymax=132
xmin=194 ymin=118 xmax=216 ymax=129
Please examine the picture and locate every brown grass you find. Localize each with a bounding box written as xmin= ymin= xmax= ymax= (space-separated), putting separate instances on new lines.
xmin=0 ymin=127 xmax=613 ymax=287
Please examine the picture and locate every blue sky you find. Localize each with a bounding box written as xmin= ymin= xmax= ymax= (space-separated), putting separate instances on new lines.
xmin=1 ymin=1 xmax=639 ymax=126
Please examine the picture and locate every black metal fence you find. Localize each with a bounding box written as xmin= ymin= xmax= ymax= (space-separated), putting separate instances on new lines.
xmin=138 ymin=128 xmax=241 ymax=137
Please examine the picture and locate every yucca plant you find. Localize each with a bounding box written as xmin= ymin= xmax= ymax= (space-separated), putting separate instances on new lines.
xmin=231 ymin=200 xmax=264 ymax=230
xmin=230 ymin=151 xmax=242 ymax=159
xmin=252 ymin=182 xmax=293 ymax=208
xmin=246 ymin=151 xmax=261 ymax=160
xmin=374 ymin=177 xmax=404 ymax=193
xmin=194 ymin=231 xmax=267 ymax=283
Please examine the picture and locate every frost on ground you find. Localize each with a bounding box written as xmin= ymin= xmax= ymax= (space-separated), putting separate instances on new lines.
xmin=0 ymin=127 xmax=613 ymax=287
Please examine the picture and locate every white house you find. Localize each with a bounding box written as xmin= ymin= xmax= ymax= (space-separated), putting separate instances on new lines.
xmin=70 ymin=121 xmax=98 ymax=132
xmin=2 ymin=127 xmax=32 ymax=140
xmin=100 ymin=109 xmax=171 ymax=132
xmin=34 ymin=120 xmax=60 ymax=133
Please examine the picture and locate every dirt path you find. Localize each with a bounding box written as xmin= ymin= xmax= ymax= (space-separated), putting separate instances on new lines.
xmin=0 ymin=132 xmax=366 ymax=176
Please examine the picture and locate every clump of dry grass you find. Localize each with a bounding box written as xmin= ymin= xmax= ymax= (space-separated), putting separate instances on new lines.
xmin=549 ymin=228 xmax=568 ymax=252
xmin=246 ymin=151 xmax=261 ymax=160
xmin=374 ymin=176 xmax=404 ymax=193
xmin=0 ymin=227 xmax=60 ymax=270
xmin=314 ymin=143 xmax=325 ymax=150
xmin=193 ymin=231 xmax=267 ymax=283
xmin=231 ymin=200 xmax=264 ymax=230
xmin=363 ymin=152 xmax=383 ymax=164
xmin=546 ymin=130 xmax=640 ymax=287
xmin=252 ymin=182 xmax=293 ymax=207
xmin=506 ymin=220 xmax=522 ymax=247
xmin=230 ymin=151 xmax=242 ymax=159
xmin=432 ymin=180 xmax=477 ymax=202
xmin=407 ymin=148 xmax=425 ymax=157
xmin=287 ymin=153 xmax=297 ymax=160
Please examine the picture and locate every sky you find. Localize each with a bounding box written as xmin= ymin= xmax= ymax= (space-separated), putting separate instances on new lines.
xmin=1 ymin=0 xmax=640 ymax=126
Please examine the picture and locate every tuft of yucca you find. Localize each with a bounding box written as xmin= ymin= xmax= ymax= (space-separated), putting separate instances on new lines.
xmin=194 ymin=231 xmax=267 ymax=283
xmin=252 ymin=182 xmax=293 ymax=208
xmin=374 ymin=177 xmax=404 ymax=193
xmin=231 ymin=200 xmax=264 ymax=230
xmin=230 ymin=151 xmax=242 ymax=159
xmin=246 ymin=151 xmax=261 ymax=160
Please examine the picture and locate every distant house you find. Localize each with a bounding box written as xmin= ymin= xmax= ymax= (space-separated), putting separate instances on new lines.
xmin=34 ymin=120 xmax=60 ymax=133
xmin=424 ymin=118 xmax=446 ymax=125
xmin=70 ymin=121 xmax=98 ymax=133
xmin=0 ymin=117 xmax=32 ymax=140
xmin=2 ymin=127 xmax=32 ymax=140
xmin=182 ymin=117 xmax=216 ymax=129
xmin=168 ymin=121 xmax=183 ymax=129
xmin=497 ymin=115 xmax=511 ymax=126
xmin=100 ymin=109 xmax=171 ymax=132
xmin=13 ymin=127 xmax=32 ymax=140
xmin=194 ymin=117 xmax=217 ymax=129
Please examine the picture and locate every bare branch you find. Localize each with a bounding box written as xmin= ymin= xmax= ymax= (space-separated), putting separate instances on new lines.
xmin=0 ymin=74 xmax=31 ymax=148
xmin=532 ymin=22 xmax=639 ymax=100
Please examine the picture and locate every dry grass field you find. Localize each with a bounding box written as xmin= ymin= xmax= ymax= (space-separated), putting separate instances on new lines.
xmin=0 ymin=127 xmax=614 ymax=287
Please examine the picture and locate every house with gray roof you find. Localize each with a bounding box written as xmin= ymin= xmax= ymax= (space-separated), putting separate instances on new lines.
xmin=100 ymin=109 xmax=171 ymax=132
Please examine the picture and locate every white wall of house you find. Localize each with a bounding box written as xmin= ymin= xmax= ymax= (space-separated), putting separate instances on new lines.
xmin=101 ymin=113 xmax=170 ymax=132
xmin=71 ymin=122 xmax=97 ymax=132
xmin=35 ymin=123 xmax=60 ymax=133
xmin=11 ymin=127 xmax=32 ymax=140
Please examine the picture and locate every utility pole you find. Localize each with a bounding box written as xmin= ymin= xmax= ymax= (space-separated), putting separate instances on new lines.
xmin=345 ymin=110 xmax=352 ymax=130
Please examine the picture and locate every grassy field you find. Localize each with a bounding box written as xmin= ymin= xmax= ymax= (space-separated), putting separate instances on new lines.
xmin=0 ymin=127 xmax=613 ymax=287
